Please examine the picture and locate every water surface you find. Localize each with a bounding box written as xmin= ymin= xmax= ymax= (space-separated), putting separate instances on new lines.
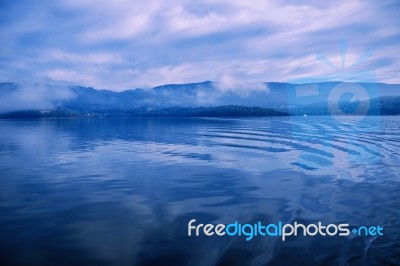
xmin=0 ymin=117 xmax=399 ymax=265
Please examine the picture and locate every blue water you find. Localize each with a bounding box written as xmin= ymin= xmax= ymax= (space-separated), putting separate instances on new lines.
xmin=0 ymin=117 xmax=399 ymax=266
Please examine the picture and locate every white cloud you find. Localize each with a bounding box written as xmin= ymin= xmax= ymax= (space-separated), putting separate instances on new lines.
xmin=1 ymin=0 xmax=399 ymax=89
xmin=0 ymin=83 xmax=75 ymax=113
xmin=46 ymin=50 xmax=123 ymax=65
xmin=215 ymin=74 xmax=268 ymax=94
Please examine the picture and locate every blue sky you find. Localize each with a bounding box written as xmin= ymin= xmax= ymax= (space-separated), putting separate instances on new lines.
xmin=0 ymin=0 xmax=399 ymax=90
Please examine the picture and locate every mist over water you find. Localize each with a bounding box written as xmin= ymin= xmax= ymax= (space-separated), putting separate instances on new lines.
xmin=0 ymin=117 xmax=399 ymax=265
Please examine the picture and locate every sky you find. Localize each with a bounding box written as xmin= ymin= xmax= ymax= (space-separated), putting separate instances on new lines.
xmin=0 ymin=0 xmax=399 ymax=90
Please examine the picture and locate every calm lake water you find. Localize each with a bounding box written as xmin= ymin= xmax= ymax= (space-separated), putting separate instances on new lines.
xmin=0 ymin=117 xmax=399 ymax=266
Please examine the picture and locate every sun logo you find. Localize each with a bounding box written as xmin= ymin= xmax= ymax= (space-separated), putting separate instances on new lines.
xmin=295 ymin=41 xmax=379 ymax=122
xmin=316 ymin=40 xmax=372 ymax=72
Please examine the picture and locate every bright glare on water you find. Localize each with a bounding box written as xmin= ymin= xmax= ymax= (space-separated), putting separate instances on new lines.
xmin=0 ymin=116 xmax=399 ymax=265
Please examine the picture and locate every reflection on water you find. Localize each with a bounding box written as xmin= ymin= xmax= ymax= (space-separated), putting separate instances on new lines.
xmin=0 ymin=117 xmax=399 ymax=265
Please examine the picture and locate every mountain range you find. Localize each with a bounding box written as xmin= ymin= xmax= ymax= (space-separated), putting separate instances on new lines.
xmin=0 ymin=81 xmax=399 ymax=117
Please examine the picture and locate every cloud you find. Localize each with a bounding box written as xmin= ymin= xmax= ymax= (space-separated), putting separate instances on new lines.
xmin=45 ymin=50 xmax=123 ymax=65
xmin=0 ymin=0 xmax=399 ymax=90
xmin=213 ymin=75 xmax=269 ymax=98
xmin=0 ymin=82 xmax=75 ymax=113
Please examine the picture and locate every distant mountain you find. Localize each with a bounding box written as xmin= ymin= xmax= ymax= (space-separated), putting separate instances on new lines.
xmin=290 ymin=96 xmax=400 ymax=115
xmin=0 ymin=81 xmax=399 ymax=117
xmin=20 ymin=81 xmax=400 ymax=111
xmin=0 ymin=106 xmax=288 ymax=118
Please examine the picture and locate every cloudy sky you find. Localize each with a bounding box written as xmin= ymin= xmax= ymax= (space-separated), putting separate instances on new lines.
xmin=0 ymin=0 xmax=399 ymax=90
